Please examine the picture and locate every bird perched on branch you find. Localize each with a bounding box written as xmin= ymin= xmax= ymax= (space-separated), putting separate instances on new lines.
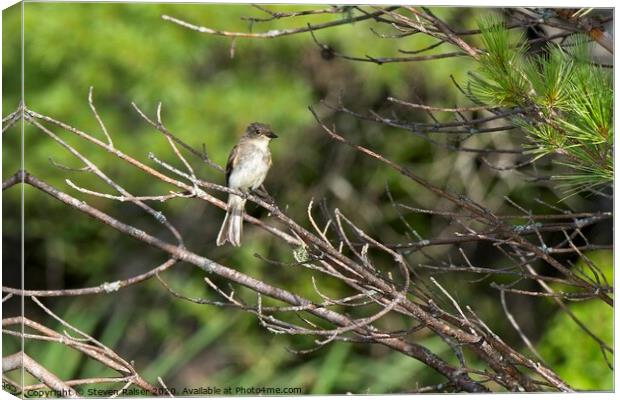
xmin=216 ymin=122 xmax=277 ymax=247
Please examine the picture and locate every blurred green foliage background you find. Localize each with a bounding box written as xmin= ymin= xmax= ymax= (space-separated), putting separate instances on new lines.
xmin=2 ymin=3 xmax=612 ymax=394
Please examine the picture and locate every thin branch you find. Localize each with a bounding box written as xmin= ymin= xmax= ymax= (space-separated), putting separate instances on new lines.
xmin=2 ymin=258 xmax=177 ymax=297
xmin=3 ymin=352 xmax=79 ymax=397
xmin=87 ymin=86 xmax=113 ymax=146
xmin=162 ymin=7 xmax=399 ymax=39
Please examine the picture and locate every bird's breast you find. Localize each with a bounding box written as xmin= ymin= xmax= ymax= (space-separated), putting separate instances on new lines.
xmin=228 ymin=145 xmax=272 ymax=191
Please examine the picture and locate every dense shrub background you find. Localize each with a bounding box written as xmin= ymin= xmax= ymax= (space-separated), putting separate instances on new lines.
xmin=2 ymin=4 xmax=612 ymax=392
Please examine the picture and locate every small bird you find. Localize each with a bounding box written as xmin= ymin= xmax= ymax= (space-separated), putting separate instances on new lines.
xmin=216 ymin=122 xmax=278 ymax=247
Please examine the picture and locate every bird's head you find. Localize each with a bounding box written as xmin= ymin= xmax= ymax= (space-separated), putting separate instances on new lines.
xmin=246 ymin=122 xmax=278 ymax=139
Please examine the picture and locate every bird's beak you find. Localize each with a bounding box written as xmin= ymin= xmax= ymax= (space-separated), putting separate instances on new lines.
xmin=266 ymin=131 xmax=278 ymax=139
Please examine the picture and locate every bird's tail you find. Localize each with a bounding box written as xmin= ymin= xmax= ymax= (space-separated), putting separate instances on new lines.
xmin=216 ymin=194 xmax=246 ymax=247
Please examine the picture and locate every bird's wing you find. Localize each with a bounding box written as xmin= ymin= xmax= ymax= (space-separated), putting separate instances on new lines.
xmin=225 ymin=144 xmax=240 ymax=186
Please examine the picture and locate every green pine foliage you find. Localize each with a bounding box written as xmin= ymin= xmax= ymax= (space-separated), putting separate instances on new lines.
xmin=469 ymin=18 xmax=613 ymax=196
